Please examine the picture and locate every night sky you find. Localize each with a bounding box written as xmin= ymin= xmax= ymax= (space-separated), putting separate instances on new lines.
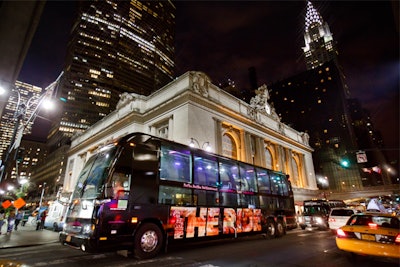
xmin=18 ymin=1 xmax=399 ymax=164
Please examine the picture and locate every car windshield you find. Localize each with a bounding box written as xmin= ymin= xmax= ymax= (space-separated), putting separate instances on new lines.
xmin=72 ymin=145 xmax=118 ymax=199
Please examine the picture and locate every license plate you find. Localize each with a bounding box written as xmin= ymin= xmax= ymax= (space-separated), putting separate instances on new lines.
xmin=66 ymin=235 xmax=71 ymax=242
xmin=361 ymin=234 xmax=375 ymax=241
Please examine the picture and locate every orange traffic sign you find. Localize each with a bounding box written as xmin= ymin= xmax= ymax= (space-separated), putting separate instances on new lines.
xmin=13 ymin=198 xmax=26 ymax=209
xmin=2 ymin=200 xmax=12 ymax=209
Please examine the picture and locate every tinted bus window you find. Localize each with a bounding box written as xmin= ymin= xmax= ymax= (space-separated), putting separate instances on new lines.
xmin=219 ymin=160 xmax=239 ymax=207
xmin=238 ymin=163 xmax=258 ymax=208
xmin=160 ymin=144 xmax=191 ymax=183
xmin=194 ymin=189 xmax=219 ymax=206
xmin=256 ymin=167 xmax=270 ymax=194
xmin=239 ymin=163 xmax=257 ymax=193
xmin=193 ymin=154 xmax=218 ymax=187
xmin=158 ymin=186 xmax=192 ymax=205
xmin=270 ymin=172 xmax=285 ymax=195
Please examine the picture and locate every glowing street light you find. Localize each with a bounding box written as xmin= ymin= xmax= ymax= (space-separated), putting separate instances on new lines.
xmin=0 ymin=72 xmax=63 ymax=183
xmin=189 ymin=137 xmax=212 ymax=152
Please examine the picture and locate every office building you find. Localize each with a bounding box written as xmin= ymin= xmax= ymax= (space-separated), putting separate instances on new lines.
xmin=49 ymin=0 xmax=176 ymax=140
xmin=0 ymin=81 xmax=42 ymax=182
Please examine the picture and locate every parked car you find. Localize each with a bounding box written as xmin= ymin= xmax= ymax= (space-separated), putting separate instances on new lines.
xmin=336 ymin=212 xmax=400 ymax=260
xmin=328 ymin=208 xmax=358 ymax=233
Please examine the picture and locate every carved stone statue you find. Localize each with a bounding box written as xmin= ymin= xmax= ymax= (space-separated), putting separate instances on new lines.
xmin=116 ymin=92 xmax=136 ymax=109
xmin=191 ymin=72 xmax=209 ymax=97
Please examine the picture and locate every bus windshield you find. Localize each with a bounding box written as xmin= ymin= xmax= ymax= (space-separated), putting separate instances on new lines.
xmin=72 ymin=145 xmax=118 ymax=199
xmin=303 ymin=205 xmax=329 ymax=215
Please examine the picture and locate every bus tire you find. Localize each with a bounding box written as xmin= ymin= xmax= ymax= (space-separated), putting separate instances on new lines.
xmin=133 ymin=223 xmax=163 ymax=260
xmin=264 ymin=220 xmax=276 ymax=239
xmin=275 ymin=221 xmax=285 ymax=237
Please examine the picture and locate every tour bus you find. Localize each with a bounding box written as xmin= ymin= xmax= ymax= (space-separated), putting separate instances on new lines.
xmin=298 ymin=199 xmax=346 ymax=230
xmin=59 ymin=133 xmax=295 ymax=259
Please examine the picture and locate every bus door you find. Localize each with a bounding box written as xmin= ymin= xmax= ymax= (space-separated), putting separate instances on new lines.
xmin=100 ymin=145 xmax=133 ymax=240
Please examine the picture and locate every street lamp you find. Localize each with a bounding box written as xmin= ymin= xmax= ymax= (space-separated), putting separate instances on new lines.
xmin=0 ymin=72 xmax=63 ymax=183
xmin=39 ymin=182 xmax=46 ymax=208
xmin=189 ymin=137 xmax=212 ymax=152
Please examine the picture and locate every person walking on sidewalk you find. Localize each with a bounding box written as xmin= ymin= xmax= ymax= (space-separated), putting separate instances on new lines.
xmin=36 ymin=210 xmax=47 ymax=230
xmin=6 ymin=210 xmax=16 ymax=234
xmin=14 ymin=210 xmax=23 ymax=230
xmin=0 ymin=210 xmax=5 ymax=235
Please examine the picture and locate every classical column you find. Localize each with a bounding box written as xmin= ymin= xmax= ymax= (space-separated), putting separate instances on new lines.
xmin=213 ymin=118 xmax=222 ymax=155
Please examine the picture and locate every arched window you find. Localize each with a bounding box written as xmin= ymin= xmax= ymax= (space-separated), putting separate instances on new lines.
xmin=222 ymin=134 xmax=237 ymax=159
xmin=265 ymin=148 xmax=272 ymax=169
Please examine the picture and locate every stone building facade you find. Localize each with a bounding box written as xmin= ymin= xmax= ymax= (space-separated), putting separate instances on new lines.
xmin=62 ymin=71 xmax=319 ymax=207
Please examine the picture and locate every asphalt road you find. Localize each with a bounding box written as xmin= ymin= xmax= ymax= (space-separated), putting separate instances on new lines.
xmin=1 ymin=228 xmax=398 ymax=267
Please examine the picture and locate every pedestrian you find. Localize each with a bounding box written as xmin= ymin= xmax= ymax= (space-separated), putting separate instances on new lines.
xmin=14 ymin=210 xmax=23 ymax=230
xmin=36 ymin=210 xmax=47 ymax=230
xmin=36 ymin=210 xmax=41 ymax=230
xmin=0 ymin=210 xmax=5 ymax=235
xmin=6 ymin=210 xmax=16 ymax=234
xmin=40 ymin=210 xmax=47 ymax=230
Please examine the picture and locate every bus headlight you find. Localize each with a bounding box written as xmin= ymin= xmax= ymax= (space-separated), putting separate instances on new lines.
xmin=315 ymin=217 xmax=323 ymax=224
xmin=82 ymin=224 xmax=94 ymax=234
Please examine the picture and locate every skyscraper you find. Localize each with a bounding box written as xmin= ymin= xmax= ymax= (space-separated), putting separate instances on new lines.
xmin=302 ymin=1 xmax=338 ymax=70
xmin=0 ymin=81 xmax=42 ymax=181
xmin=49 ymin=0 xmax=176 ymax=139
xmin=268 ymin=1 xmax=393 ymax=193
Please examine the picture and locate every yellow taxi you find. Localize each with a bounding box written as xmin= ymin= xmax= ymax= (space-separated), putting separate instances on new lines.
xmin=336 ymin=212 xmax=400 ymax=259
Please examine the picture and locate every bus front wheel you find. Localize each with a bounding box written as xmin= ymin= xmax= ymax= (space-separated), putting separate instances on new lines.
xmin=133 ymin=223 xmax=163 ymax=260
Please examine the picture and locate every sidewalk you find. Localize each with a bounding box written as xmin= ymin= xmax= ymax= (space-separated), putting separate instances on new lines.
xmin=0 ymin=222 xmax=59 ymax=249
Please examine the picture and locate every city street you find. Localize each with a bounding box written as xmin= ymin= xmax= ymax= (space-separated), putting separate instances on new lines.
xmin=1 ymin=228 xmax=398 ymax=267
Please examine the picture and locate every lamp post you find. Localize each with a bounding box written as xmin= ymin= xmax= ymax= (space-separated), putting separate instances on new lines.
xmin=39 ymin=182 xmax=46 ymax=208
xmin=0 ymin=72 xmax=63 ymax=183
xmin=189 ymin=137 xmax=212 ymax=152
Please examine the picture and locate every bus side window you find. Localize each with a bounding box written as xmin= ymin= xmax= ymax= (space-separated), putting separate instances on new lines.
xmin=112 ymin=172 xmax=130 ymax=199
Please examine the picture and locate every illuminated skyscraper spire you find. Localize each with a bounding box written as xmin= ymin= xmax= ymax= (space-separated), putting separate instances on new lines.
xmin=305 ymin=0 xmax=323 ymax=31
xmin=302 ymin=1 xmax=337 ymax=70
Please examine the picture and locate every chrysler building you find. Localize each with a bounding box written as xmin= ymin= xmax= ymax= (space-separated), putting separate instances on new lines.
xmin=302 ymin=1 xmax=338 ymax=70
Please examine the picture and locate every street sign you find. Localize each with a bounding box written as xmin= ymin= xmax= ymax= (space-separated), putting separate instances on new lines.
xmin=13 ymin=197 xmax=26 ymax=209
xmin=2 ymin=200 xmax=12 ymax=209
xmin=356 ymin=151 xmax=367 ymax=163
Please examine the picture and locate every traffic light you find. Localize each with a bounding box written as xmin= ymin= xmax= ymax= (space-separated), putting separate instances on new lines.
xmin=16 ymin=147 xmax=25 ymax=163
xmin=340 ymin=158 xmax=350 ymax=168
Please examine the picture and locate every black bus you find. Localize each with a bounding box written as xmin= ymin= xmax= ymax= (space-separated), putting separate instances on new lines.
xmin=60 ymin=133 xmax=295 ymax=259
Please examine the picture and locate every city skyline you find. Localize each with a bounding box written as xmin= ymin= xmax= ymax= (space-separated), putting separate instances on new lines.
xmin=18 ymin=1 xmax=398 ymax=163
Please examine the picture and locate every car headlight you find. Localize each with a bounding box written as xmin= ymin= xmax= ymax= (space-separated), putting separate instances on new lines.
xmin=315 ymin=217 xmax=323 ymax=224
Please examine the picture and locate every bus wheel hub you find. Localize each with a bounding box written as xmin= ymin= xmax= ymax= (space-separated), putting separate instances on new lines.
xmin=140 ymin=230 xmax=158 ymax=252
